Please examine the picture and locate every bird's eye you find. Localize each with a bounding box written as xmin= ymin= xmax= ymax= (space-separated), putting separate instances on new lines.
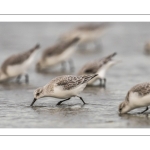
xmin=36 ymin=93 xmax=40 ymax=96
xmin=119 ymin=108 xmax=122 ymax=111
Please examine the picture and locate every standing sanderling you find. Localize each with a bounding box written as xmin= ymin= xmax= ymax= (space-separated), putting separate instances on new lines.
xmin=119 ymin=82 xmax=150 ymax=114
xmin=0 ymin=44 xmax=40 ymax=83
xmin=30 ymin=74 xmax=98 ymax=106
xmin=36 ymin=37 xmax=80 ymax=72
xmin=77 ymin=52 xmax=118 ymax=87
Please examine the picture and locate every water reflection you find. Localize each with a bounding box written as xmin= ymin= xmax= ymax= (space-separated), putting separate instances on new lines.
xmin=31 ymin=103 xmax=86 ymax=115
xmin=119 ymin=113 xmax=150 ymax=127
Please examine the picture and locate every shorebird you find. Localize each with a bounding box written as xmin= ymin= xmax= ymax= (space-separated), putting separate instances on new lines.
xmin=36 ymin=37 xmax=80 ymax=72
xmin=30 ymin=74 xmax=98 ymax=106
xmin=60 ymin=23 xmax=109 ymax=50
xmin=77 ymin=52 xmax=118 ymax=87
xmin=60 ymin=23 xmax=109 ymax=44
xmin=0 ymin=44 xmax=40 ymax=83
xmin=119 ymin=82 xmax=150 ymax=114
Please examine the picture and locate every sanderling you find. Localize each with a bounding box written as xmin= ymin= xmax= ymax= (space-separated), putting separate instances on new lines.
xmin=0 ymin=44 xmax=40 ymax=83
xmin=60 ymin=23 xmax=109 ymax=46
xmin=36 ymin=37 xmax=80 ymax=72
xmin=119 ymin=82 xmax=150 ymax=114
xmin=30 ymin=74 xmax=98 ymax=106
xmin=77 ymin=52 xmax=118 ymax=87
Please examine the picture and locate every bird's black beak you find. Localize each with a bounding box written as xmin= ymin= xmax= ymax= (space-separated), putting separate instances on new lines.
xmin=30 ymin=98 xmax=37 ymax=106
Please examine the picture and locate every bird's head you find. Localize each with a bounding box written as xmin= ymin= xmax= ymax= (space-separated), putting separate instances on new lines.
xmin=30 ymin=87 xmax=44 ymax=106
xmin=118 ymin=101 xmax=131 ymax=114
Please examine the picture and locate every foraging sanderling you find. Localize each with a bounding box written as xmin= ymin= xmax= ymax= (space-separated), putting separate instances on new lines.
xmin=119 ymin=82 xmax=150 ymax=114
xmin=30 ymin=74 xmax=98 ymax=106
xmin=60 ymin=23 xmax=109 ymax=44
xmin=77 ymin=52 xmax=118 ymax=87
xmin=0 ymin=44 xmax=40 ymax=83
xmin=36 ymin=37 xmax=80 ymax=72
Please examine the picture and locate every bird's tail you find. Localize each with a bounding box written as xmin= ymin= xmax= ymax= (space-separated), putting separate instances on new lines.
xmin=29 ymin=43 xmax=40 ymax=53
xmin=99 ymin=52 xmax=117 ymax=65
xmin=106 ymin=52 xmax=117 ymax=60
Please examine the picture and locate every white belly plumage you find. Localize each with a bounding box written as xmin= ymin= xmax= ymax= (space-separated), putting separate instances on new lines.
xmin=129 ymin=92 xmax=150 ymax=108
xmin=6 ymin=52 xmax=36 ymax=78
xmin=49 ymin=83 xmax=87 ymax=99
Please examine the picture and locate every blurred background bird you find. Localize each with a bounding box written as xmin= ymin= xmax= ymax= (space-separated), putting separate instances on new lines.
xmin=36 ymin=37 xmax=80 ymax=73
xmin=59 ymin=22 xmax=110 ymax=52
xmin=0 ymin=44 xmax=40 ymax=83
xmin=77 ymin=52 xmax=119 ymax=87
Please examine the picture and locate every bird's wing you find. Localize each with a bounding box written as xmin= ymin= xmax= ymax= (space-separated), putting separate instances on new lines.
xmin=55 ymin=74 xmax=97 ymax=90
xmin=129 ymin=82 xmax=150 ymax=97
xmin=42 ymin=37 xmax=79 ymax=59
xmin=78 ymin=52 xmax=117 ymax=75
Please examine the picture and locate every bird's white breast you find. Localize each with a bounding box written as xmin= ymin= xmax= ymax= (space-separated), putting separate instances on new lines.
xmin=49 ymin=83 xmax=87 ymax=99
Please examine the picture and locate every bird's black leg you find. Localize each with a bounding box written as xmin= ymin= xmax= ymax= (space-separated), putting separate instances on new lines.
xmin=56 ymin=98 xmax=70 ymax=105
xmin=68 ymin=59 xmax=74 ymax=72
xmin=25 ymin=74 xmax=29 ymax=83
xmin=99 ymin=78 xmax=102 ymax=87
xmin=138 ymin=107 xmax=149 ymax=114
xmin=61 ymin=61 xmax=66 ymax=72
xmin=103 ymin=78 xmax=106 ymax=87
xmin=16 ymin=75 xmax=22 ymax=83
xmin=76 ymin=96 xmax=86 ymax=104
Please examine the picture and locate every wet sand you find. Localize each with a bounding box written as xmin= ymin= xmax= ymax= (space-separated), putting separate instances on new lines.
xmin=0 ymin=22 xmax=150 ymax=127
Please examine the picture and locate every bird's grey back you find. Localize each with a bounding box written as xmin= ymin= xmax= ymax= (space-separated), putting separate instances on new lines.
xmin=42 ymin=37 xmax=80 ymax=59
xmin=76 ymin=23 xmax=109 ymax=31
xmin=46 ymin=74 xmax=97 ymax=91
xmin=129 ymin=82 xmax=150 ymax=97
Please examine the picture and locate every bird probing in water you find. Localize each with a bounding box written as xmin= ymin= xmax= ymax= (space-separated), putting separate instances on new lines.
xmin=30 ymin=74 xmax=98 ymax=106
xmin=119 ymin=82 xmax=150 ymax=114
xmin=0 ymin=44 xmax=40 ymax=83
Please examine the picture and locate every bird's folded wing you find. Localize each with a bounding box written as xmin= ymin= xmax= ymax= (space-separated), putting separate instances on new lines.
xmin=56 ymin=76 xmax=84 ymax=90
xmin=130 ymin=83 xmax=150 ymax=96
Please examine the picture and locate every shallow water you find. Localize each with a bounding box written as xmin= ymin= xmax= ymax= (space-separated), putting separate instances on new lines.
xmin=0 ymin=22 xmax=150 ymax=127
